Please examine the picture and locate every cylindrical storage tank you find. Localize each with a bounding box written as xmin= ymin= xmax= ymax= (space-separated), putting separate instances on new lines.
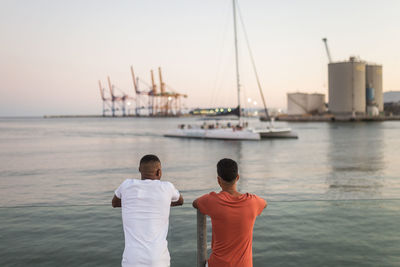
xmin=328 ymin=59 xmax=366 ymax=115
xmin=287 ymin=93 xmax=308 ymax=115
xmin=367 ymin=105 xmax=379 ymax=116
xmin=366 ymin=64 xmax=383 ymax=112
xmin=307 ymin=93 xmax=326 ymax=114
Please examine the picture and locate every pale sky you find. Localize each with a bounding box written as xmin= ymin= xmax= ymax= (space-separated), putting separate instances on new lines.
xmin=0 ymin=0 xmax=399 ymax=116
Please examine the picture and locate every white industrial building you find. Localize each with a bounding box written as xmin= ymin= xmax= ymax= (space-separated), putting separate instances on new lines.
xmin=287 ymin=93 xmax=326 ymax=115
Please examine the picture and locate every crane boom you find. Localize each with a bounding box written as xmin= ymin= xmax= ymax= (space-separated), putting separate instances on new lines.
xmin=107 ymin=76 xmax=114 ymax=99
xmin=158 ymin=67 xmax=165 ymax=94
xmin=150 ymin=70 xmax=157 ymax=94
xmin=98 ymin=80 xmax=105 ymax=100
xmin=322 ymin=38 xmax=332 ymax=63
xmin=130 ymin=66 xmax=138 ymax=93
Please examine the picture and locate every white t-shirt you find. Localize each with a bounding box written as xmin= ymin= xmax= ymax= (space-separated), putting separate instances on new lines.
xmin=115 ymin=179 xmax=180 ymax=267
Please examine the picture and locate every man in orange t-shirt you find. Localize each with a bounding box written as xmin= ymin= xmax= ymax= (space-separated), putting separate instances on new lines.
xmin=193 ymin=158 xmax=267 ymax=267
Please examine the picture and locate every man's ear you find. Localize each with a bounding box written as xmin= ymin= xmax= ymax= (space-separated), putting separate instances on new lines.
xmin=156 ymin=169 xmax=162 ymax=177
xmin=236 ymin=174 xmax=240 ymax=182
xmin=217 ymin=176 xmax=222 ymax=186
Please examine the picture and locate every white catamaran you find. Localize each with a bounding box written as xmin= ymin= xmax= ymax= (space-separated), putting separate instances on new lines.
xmin=165 ymin=0 xmax=297 ymax=140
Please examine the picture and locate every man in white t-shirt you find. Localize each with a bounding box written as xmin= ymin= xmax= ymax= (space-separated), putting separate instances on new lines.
xmin=112 ymin=154 xmax=184 ymax=267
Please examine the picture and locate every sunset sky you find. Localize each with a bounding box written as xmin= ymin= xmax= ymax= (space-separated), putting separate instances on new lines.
xmin=0 ymin=0 xmax=399 ymax=116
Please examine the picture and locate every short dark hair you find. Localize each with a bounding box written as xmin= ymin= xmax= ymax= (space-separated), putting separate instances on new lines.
xmin=140 ymin=154 xmax=161 ymax=165
xmin=217 ymin=158 xmax=238 ymax=182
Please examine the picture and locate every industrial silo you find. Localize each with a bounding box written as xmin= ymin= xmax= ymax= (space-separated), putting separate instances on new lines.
xmin=328 ymin=57 xmax=366 ymax=115
xmin=287 ymin=93 xmax=308 ymax=115
xmin=287 ymin=93 xmax=325 ymax=115
xmin=308 ymin=93 xmax=326 ymax=114
xmin=366 ymin=64 xmax=383 ymax=112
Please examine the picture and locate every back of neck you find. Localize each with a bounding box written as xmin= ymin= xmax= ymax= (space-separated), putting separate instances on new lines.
xmin=221 ymin=187 xmax=241 ymax=197
xmin=141 ymin=176 xmax=158 ymax=180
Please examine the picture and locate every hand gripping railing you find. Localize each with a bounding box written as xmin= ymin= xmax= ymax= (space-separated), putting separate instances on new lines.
xmin=197 ymin=210 xmax=207 ymax=267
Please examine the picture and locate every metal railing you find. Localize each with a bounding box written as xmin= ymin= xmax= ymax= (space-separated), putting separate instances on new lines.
xmin=197 ymin=210 xmax=207 ymax=267
xmin=1 ymin=200 xmax=400 ymax=266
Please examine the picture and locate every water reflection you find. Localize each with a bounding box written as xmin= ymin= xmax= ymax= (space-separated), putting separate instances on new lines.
xmin=326 ymin=123 xmax=385 ymax=199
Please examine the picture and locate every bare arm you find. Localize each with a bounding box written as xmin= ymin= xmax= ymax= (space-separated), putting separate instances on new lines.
xmin=257 ymin=199 xmax=267 ymax=216
xmin=112 ymin=195 xmax=121 ymax=208
xmin=171 ymin=194 xmax=184 ymax=207
xmin=192 ymin=198 xmax=199 ymax=209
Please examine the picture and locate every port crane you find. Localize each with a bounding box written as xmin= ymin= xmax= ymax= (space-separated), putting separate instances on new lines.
xmin=100 ymin=67 xmax=187 ymax=117
xmin=322 ymin=38 xmax=333 ymax=63
xmin=151 ymin=67 xmax=187 ymax=116
xmin=106 ymin=76 xmax=135 ymax=117
xmin=130 ymin=66 xmax=154 ymax=116
xmin=98 ymin=81 xmax=112 ymax=117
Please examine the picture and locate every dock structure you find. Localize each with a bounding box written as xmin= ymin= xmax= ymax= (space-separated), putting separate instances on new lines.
xmin=275 ymin=114 xmax=400 ymax=122
xmin=98 ymin=66 xmax=187 ymax=117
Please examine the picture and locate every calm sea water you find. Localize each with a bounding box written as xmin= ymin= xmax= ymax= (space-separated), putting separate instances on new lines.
xmin=0 ymin=117 xmax=399 ymax=266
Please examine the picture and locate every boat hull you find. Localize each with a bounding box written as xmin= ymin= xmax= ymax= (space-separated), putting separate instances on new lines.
xmin=254 ymin=128 xmax=298 ymax=139
xmin=164 ymin=128 xmax=261 ymax=140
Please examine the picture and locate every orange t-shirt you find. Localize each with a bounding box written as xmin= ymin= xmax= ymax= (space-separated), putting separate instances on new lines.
xmin=197 ymin=191 xmax=266 ymax=267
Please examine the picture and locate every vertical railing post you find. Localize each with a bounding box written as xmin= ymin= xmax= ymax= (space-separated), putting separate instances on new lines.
xmin=197 ymin=210 xmax=207 ymax=267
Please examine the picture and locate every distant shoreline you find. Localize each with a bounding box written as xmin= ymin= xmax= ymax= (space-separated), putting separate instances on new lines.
xmin=44 ymin=115 xmax=106 ymax=118
xmin=43 ymin=115 xmax=189 ymax=119
xmin=44 ymin=114 xmax=400 ymax=122
xmin=275 ymin=115 xmax=400 ymax=122
xmin=1 ymin=114 xmax=400 ymax=122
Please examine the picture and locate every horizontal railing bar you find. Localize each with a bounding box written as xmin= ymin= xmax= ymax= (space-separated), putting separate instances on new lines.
xmin=1 ymin=198 xmax=400 ymax=209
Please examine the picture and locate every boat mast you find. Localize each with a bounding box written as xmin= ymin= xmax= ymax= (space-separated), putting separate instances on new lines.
xmin=232 ymin=0 xmax=241 ymax=121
